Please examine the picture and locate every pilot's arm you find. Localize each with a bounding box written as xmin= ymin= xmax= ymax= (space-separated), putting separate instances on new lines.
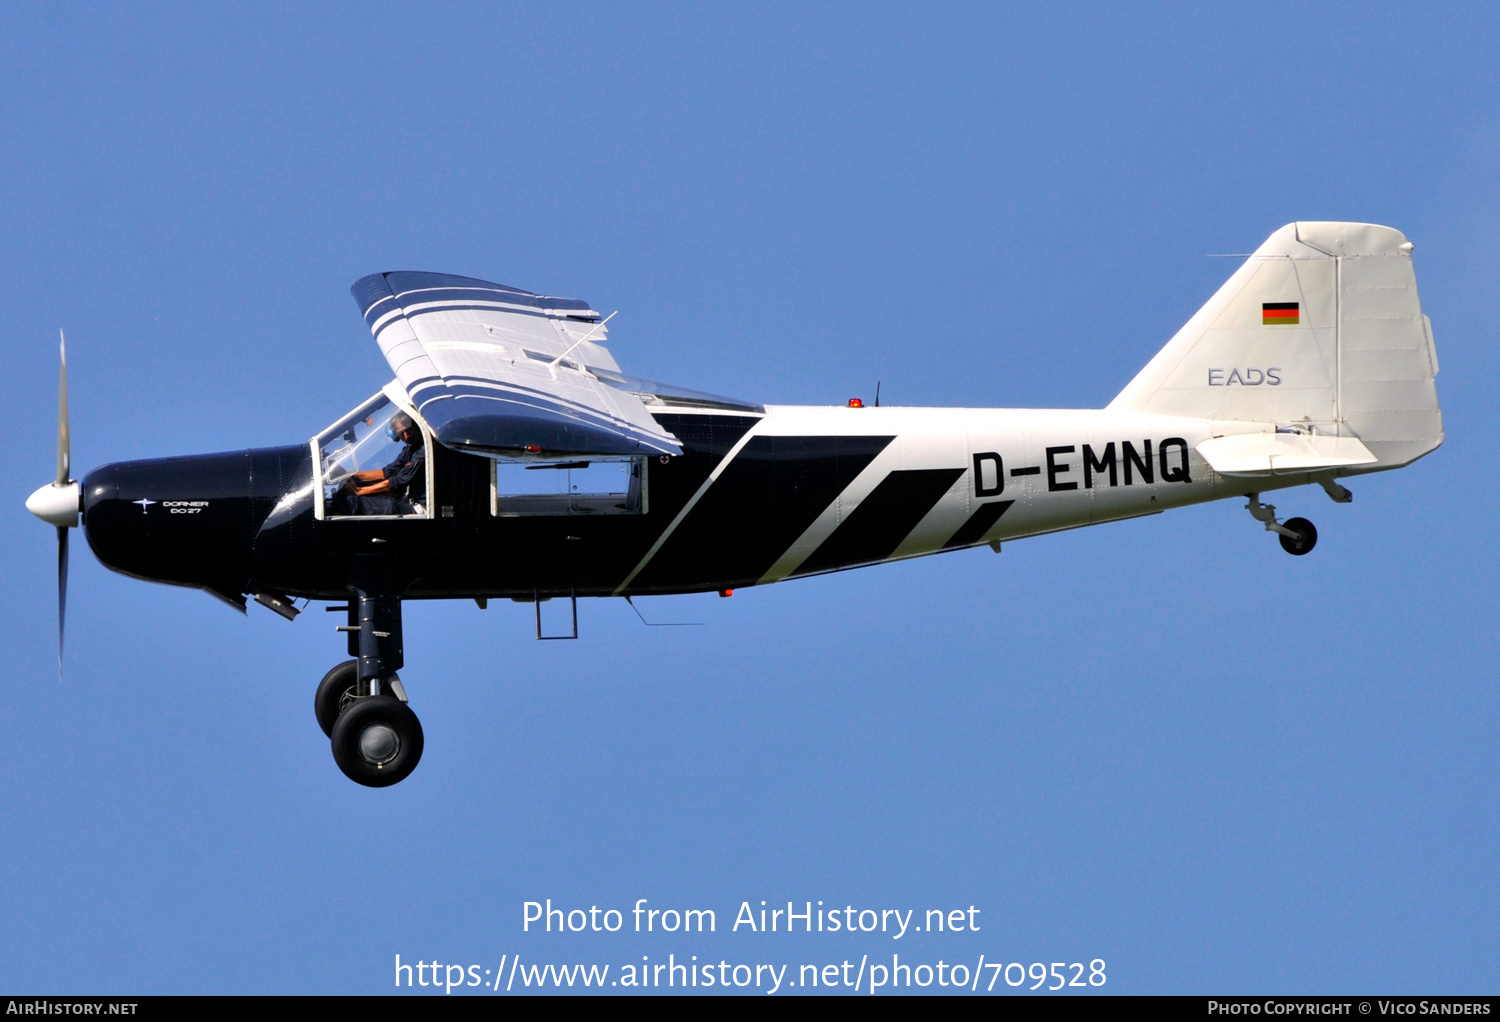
xmin=347 ymin=445 xmax=421 ymax=497
xmin=342 ymin=467 xmax=392 ymax=496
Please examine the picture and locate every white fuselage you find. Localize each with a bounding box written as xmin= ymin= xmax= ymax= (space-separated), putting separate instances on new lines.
xmin=743 ymin=404 xmax=1291 ymax=581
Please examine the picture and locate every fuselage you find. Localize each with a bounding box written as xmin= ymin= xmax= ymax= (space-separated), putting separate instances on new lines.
xmin=44 ymin=226 xmax=1444 ymax=789
xmin=81 ymin=404 xmax=1304 ymax=603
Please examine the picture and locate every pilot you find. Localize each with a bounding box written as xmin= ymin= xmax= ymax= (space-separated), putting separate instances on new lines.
xmin=333 ymin=411 xmax=427 ymax=516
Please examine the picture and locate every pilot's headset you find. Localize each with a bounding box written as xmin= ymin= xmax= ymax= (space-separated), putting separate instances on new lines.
xmin=386 ymin=411 xmax=419 ymax=444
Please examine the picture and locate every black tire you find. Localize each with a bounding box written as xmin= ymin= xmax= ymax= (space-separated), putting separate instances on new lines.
xmin=330 ymin=695 xmax=424 ymax=787
xmin=1279 ymin=517 xmax=1318 ymax=556
xmin=314 ymin=660 xmax=358 ymax=738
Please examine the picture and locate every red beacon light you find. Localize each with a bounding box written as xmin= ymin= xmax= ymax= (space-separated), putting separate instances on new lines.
xmin=847 ymin=398 xmax=863 ymax=408
xmin=719 ymin=589 xmax=733 ymax=597
xmin=524 ymin=445 xmax=541 ymax=453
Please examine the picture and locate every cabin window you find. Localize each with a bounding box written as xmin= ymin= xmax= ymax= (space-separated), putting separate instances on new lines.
xmin=491 ymin=457 xmax=646 ymax=516
xmin=313 ymin=393 xmax=433 ymax=520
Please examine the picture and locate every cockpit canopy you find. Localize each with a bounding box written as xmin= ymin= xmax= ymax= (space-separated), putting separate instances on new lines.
xmin=313 ymin=388 xmax=431 ymax=520
xmin=311 ymin=384 xmax=651 ymax=520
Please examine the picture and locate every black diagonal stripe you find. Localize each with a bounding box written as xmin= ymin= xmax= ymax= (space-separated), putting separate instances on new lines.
xmin=942 ymin=499 xmax=1015 ymax=550
xmin=629 ymin=435 xmax=895 ymax=591
xmin=791 ymin=468 xmax=965 ymax=577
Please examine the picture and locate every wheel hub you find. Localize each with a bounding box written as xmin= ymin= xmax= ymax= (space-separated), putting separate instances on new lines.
xmin=358 ymin=723 xmax=401 ymax=766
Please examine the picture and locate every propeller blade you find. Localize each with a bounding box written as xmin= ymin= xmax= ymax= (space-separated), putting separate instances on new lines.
xmin=57 ymin=525 xmax=68 ymax=677
xmin=55 ymin=331 xmax=72 ymax=677
xmin=57 ymin=330 xmax=70 ymax=486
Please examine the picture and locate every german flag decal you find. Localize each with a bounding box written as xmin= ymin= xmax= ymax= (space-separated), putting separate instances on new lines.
xmin=1263 ymin=302 xmax=1299 ymax=325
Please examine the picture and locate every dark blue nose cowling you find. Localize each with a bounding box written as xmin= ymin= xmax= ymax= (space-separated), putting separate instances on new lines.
xmin=83 ymin=447 xmax=308 ymax=596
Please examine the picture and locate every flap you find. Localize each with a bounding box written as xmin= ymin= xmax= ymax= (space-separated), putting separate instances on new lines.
xmin=1197 ymin=432 xmax=1378 ymax=477
xmin=351 ymin=272 xmax=682 ymax=459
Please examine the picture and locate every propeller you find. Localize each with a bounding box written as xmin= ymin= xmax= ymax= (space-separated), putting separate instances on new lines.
xmin=56 ymin=330 xmax=69 ymax=673
xmin=26 ymin=331 xmax=78 ymax=676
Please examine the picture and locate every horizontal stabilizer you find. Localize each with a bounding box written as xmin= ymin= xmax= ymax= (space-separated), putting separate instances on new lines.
xmin=1196 ymin=432 xmax=1377 ymax=477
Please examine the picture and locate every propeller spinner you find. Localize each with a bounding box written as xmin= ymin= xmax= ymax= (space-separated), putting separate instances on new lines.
xmin=25 ymin=331 xmax=79 ymax=674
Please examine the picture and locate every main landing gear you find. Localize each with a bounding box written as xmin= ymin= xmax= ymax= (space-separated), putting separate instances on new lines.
xmin=1245 ymin=494 xmax=1317 ymax=556
xmin=317 ymin=593 xmax=423 ymax=787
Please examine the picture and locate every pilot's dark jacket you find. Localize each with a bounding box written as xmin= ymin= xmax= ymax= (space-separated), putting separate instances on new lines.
xmin=383 ymin=442 xmax=426 ymax=509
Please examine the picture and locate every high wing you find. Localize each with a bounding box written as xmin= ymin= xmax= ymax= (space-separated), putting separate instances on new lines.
xmin=351 ymin=271 xmax=683 ymax=458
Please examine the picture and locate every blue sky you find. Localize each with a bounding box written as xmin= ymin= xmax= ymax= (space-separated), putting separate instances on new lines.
xmin=3 ymin=2 xmax=1498 ymax=994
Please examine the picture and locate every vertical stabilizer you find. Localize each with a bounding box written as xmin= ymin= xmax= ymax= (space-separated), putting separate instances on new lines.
xmin=1107 ymin=222 xmax=1442 ymax=470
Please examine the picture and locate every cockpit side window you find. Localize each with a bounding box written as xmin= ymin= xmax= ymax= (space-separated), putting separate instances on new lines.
xmin=313 ymin=394 xmax=432 ymax=520
xmin=491 ymin=457 xmax=646 ymax=516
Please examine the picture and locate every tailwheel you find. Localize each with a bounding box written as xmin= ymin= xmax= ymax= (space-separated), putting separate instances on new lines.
xmin=314 ymin=660 xmax=358 ymax=738
xmin=1278 ymin=517 xmax=1318 ymax=556
xmin=1247 ymin=495 xmax=1319 ymax=557
xmin=331 ymin=695 xmax=424 ymax=787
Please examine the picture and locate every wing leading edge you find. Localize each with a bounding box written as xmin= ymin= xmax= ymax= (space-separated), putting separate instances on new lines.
xmin=351 ymin=271 xmax=683 ymax=458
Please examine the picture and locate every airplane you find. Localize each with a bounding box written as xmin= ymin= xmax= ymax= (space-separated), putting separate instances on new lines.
xmin=25 ymin=221 xmax=1444 ymax=787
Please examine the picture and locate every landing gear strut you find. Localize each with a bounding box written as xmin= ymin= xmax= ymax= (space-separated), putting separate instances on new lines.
xmin=1246 ymin=494 xmax=1318 ymax=556
xmin=315 ymin=660 xmax=410 ymax=737
xmin=319 ymin=591 xmax=423 ymax=786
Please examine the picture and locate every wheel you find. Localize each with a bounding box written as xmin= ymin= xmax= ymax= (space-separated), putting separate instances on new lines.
xmin=1279 ymin=517 xmax=1317 ymax=556
xmin=314 ymin=660 xmax=358 ymax=737
xmin=330 ymin=695 xmax=424 ymax=787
